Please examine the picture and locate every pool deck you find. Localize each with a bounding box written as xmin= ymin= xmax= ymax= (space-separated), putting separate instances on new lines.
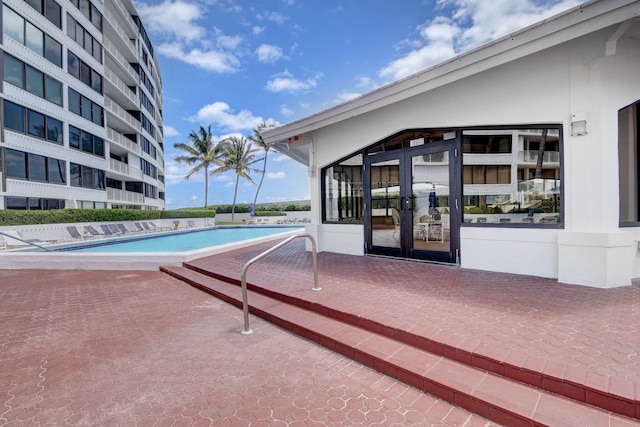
xmin=2 ymin=239 xmax=640 ymax=425
xmin=0 ymin=227 xmax=300 ymax=270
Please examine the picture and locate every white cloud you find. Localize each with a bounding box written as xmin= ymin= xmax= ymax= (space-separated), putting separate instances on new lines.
xmin=252 ymin=26 xmax=265 ymax=35
xmin=379 ymin=0 xmax=584 ymax=82
xmin=256 ymin=11 xmax=287 ymax=24
xmin=267 ymin=171 xmax=286 ymax=179
xmin=158 ymin=42 xmax=241 ymax=73
xmin=164 ymin=159 xmax=203 ymax=185
xmin=135 ymin=0 xmax=206 ymax=42
xmin=356 ymin=76 xmax=372 ymax=88
xmin=272 ymin=154 xmax=290 ymax=162
xmin=163 ymin=125 xmax=179 ymax=137
xmin=256 ymin=44 xmax=284 ymax=63
xmin=214 ymin=27 xmax=243 ymax=50
xmin=190 ymin=195 xmax=199 ymax=201
xmin=265 ymin=70 xmax=322 ymax=93
xmin=280 ymin=105 xmax=294 ymax=116
xmin=333 ymin=92 xmax=361 ymax=104
xmin=191 ymin=101 xmax=268 ymax=132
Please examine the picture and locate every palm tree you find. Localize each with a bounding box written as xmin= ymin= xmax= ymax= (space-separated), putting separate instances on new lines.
xmin=173 ymin=125 xmax=224 ymax=208
xmin=219 ymin=136 xmax=262 ymax=222
xmin=249 ymin=121 xmax=276 ymax=209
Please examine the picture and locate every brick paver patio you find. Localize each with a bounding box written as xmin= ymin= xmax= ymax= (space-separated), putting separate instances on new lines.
xmin=0 ymin=269 xmax=498 ymax=426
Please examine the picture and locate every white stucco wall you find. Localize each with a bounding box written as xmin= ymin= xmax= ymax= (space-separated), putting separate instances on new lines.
xmin=303 ymin=23 xmax=640 ymax=288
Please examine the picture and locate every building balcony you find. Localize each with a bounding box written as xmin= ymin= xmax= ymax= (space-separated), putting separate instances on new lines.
xmin=103 ymin=8 xmax=137 ymax=60
xmin=107 ymin=187 xmax=144 ymax=204
xmin=103 ymin=37 xmax=139 ymax=82
xmin=518 ymin=150 xmax=560 ymax=164
xmin=104 ymin=68 xmax=138 ymax=109
xmin=105 ymin=96 xmax=141 ymax=133
xmin=108 ymin=158 xmax=143 ymax=179
xmin=107 ymin=127 xmax=141 ymax=156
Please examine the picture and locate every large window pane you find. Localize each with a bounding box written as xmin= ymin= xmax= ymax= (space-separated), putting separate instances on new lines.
xmin=4 ymin=54 xmax=24 ymax=88
xmin=28 ymin=153 xmax=47 ymax=181
xmin=81 ymin=96 xmax=92 ymax=121
xmin=44 ymin=35 xmax=62 ymax=67
xmin=323 ymin=154 xmax=364 ymax=222
xmin=45 ymin=75 xmax=62 ymax=105
xmin=94 ymin=136 xmax=104 ymax=157
xmin=3 ymin=6 xmax=25 ymax=44
xmin=462 ymin=128 xmax=561 ymax=225
xmin=91 ymin=4 xmax=102 ymax=31
xmin=44 ymin=0 xmax=62 ymax=28
xmin=70 ymin=163 xmax=81 ymax=187
xmin=82 ymin=166 xmax=94 ymax=188
xmin=92 ymin=103 xmax=103 ymax=126
xmin=46 ymin=117 xmax=63 ymax=144
xmin=6 ymin=149 xmax=27 ymax=179
xmin=25 ymin=66 xmax=44 ymax=98
xmin=95 ymin=170 xmax=105 ymax=189
xmin=82 ymin=131 xmax=93 ymax=153
xmin=4 ymin=101 xmax=25 ymax=133
xmin=80 ymin=62 xmax=91 ymax=86
xmin=67 ymin=51 xmax=80 ymax=78
xmin=67 ymin=15 xmax=76 ymax=39
xmin=92 ymin=40 xmax=102 ymax=63
xmin=27 ymin=109 xmax=46 ymax=138
xmin=68 ymin=88 xmax=81 ymax=115
xmin=25 ymin=22 xmax=44 ymax=56
xmin=48 ymin=158 xmax=66 ymax=184
xmin=6 ymin=197 xmax=27 ymax=210
xmin=25 ymin=0 xmax=42 ymax=13
xmin=91 ymin=69 xmax=102 ymax=94
xmin=69 ymin=126 xmax=80 ymax=149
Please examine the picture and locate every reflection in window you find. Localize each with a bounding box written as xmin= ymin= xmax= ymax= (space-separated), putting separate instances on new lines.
xmin=323 ymin=154 xmax=363 ymax=222
xmin=462 ymin=128 xmax=561 ymax=225
xmin=29 ymin=153 xmax=47 ymax=182
xmin=6 ymin=149 xmax=27 ymax=179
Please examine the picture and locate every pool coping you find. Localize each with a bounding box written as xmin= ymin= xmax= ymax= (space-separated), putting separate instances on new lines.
xmin=0 ymin=228 xmax=303 ymax=270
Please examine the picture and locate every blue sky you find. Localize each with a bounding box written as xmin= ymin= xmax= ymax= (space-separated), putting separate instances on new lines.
xmin=133 ymin=0 xmax=585 ymax=209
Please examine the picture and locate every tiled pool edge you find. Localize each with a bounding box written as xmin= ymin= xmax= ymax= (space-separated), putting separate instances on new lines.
xmin=0 ymin=229 xmax=302 ymax=270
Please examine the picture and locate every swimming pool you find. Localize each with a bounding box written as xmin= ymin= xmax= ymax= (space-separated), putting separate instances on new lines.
xmin=53 ymin=226 xmax=303 ymax=253
xmin=0 ymin=226 xmax=305 ymax=270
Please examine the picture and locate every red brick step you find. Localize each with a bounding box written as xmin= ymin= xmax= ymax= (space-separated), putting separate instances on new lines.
xmin=161 ymin=265 xmax=640 ymax=426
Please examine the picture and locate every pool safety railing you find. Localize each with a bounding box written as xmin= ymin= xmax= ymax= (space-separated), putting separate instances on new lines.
xmin=0 ymin=231 xmax=54 ymax=252
xmin=240 ymin=232 xmax=321 ymax=335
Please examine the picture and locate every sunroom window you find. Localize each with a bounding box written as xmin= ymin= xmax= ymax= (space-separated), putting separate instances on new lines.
xmin=462 ymin=128 xmax=562 ymax=225
xmin=322 ymin=154 xmax=363 ymax=222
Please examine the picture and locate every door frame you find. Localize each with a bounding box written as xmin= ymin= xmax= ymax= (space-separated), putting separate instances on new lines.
xmin=364 ymin=139 xmax=460 ymax=264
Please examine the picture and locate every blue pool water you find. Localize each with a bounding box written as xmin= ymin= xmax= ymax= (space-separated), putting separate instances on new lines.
xmin=54 ymin=226 xmax=302 ymax=253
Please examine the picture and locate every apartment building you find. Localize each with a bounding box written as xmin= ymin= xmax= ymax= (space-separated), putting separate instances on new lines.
xmin=0 ymin=0 xmax=165 ymax=210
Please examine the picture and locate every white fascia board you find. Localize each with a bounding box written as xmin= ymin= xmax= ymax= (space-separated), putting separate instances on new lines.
xmin=261 ymin=0 xmax=640 ymax=147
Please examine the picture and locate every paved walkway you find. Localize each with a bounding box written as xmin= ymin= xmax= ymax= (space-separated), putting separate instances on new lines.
xmin=0 ymin=269 xmax=497 ymax=426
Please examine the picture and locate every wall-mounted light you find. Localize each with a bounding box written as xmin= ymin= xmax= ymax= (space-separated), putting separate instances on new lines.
xmin=571 ymin=112 xmax=588 ymax=136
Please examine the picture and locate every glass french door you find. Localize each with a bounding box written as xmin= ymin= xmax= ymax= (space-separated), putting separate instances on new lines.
xmin=366 ymin=144 xmax=458 ymax=263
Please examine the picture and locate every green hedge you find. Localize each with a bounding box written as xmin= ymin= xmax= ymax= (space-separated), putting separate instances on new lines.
xmin=0 ymin=209 xmax=215 ymax=226
xmin=214 ymin=203 xmax=310 ymax=214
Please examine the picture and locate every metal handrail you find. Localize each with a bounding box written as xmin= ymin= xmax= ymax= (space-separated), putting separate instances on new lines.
xmin=240 ymin=232 xmax=321 ymax=335
xmin=0 ymin=231 xmax=54 ymax=252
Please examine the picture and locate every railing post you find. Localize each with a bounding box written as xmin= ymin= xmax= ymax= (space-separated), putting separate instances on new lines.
xmin=240 ymin=232 xmax=320 ymax=335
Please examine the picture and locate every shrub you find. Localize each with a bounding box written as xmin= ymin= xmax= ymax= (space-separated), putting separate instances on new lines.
xmin=0 ymin=209 xmax=214 ymax=226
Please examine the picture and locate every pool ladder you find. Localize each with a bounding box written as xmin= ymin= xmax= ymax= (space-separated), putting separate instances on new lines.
xmin=240 ymin=232 xmax=320 ymax=335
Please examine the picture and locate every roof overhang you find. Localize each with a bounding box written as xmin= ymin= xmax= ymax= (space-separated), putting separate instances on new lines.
xmin=261 ymin=0 xmax=640 ymax=165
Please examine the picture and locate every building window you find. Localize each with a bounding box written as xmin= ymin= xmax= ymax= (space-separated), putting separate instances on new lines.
xmin=5 ymin=197 xmax=65 ymax=210
xmin=322 ymin=154 xmax=364 ymax=223
xmin=66 ymin=14 xmax=102 ymax=63
xmin=69 ymin=0 xmax=103 ymax=31
xmin=68 ymin=125 xmax=104 ymax=157
xmin=3 ymin=5 xmax=63 ymax=67
xmin=4 ymin=101 xmax=26 ymax=133
xmin=4 ymin=148 xmax=66 ymax=184
xmin=3 ymin=100 xmax=63 ymax=145
xmin=462 ymin=128 xmax=562 ymax=225
xmin=24 ymin=0 xmax=61 ymax=28
xmin=67 ymin=52 xmax=103 ymax=95
xmin=2 ymin=54 xmax=63 ymax=105
xmin=70 ymin=162 xmax=105 ymax=190
xmin=619 ymin=100 xmax=640 ymax=226
xmin=68 ymin=88 xmax=103 ymax=126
